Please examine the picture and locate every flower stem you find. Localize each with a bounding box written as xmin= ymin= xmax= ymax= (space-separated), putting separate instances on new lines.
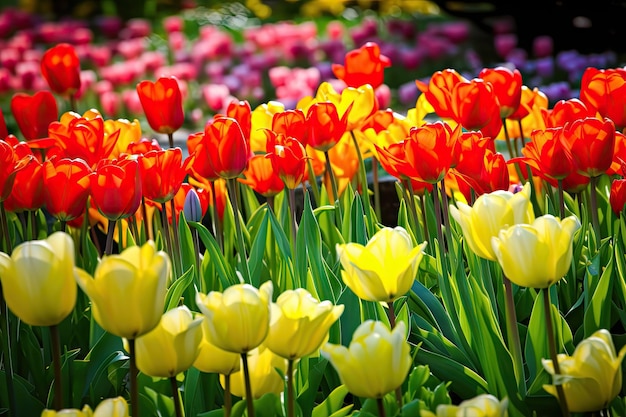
xmin=0 ymin=285 xmax=16 ymax=417
xmin=128 ymin=338 xmax=140 ymax=417
xmin=372 ymin=157 xmax=381 ymax=221
xmin=503 ymin=275 xmax=526 ymax=395
xmin=104 ymin=219 xmax=116 ymax=256
xmin=241 ymin=352 xmax=255 ymax=417
xmin=557 ymin=179 xmax=566 ymax=219
xmin=224 ymin=373 xmax=232 ymax=417
xmin=50 ymin=324 xmax=63 ymax=410
xmin=168 ymin=132 xmax=175 ymax=149
xmin=404 ymin=180 xmax=424 ymax=244
xmin=227 ymin=178 xmax=251 ymax=283
xmin=170 ymin=376 xmax=183 ymax=417
xmin=376 ymin=397 xmax=387 ymax=417
xmin=288 ymin=187 xmax=298 ymax=263
xmin=324 ymin=151 xmax=342 ymax=227
xmin=590 ymin=175 xmax=601 ymax=245
xmin=211 ymin=180 xmax=224 ymax=253
xmin=287 ymin=359 xmax=295 ymax=417
xmin=543 ymin=288 xmax=570 ymax=417
xmin=170 ymin=198 xmax=184 ymax=278
xmin=386 ymin=301 xmax=403 ymax=409
xmin=349 ymin=131 xmax=373 ymax=225
xmin=306 ymin=158 xmax=320 ymax=208
xmin=161 ymin=202 xmax=175 ymax=270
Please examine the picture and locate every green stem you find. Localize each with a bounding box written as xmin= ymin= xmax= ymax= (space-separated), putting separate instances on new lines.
xmin=224 ymin=373 xmax=232 ymax=417
xmin=168 ymin=132 xmax=175 ymax=149
xmin=288 ymin=187 xmax=298 ymax=263
xmin=502 ymin=117 xmax=518 ymax=158
xmin=350 ymin=131 xmax=374 ymax=234
xmin=440 ymin=179 xmax=453 ymax=250
xmin=211 ymin=181 xmax=224 ymax=254
xmin=228 ymin=178 xmax=251 ymax=283
xmin=128 ymin=338 xmax=140 ymax=417
xmin=590 ymin=175 xmax=601 ymax=245
xmin=241 ymin=352 xmax=255 ymax=417
xmin=372 ymin=158 xmax=381 ymax=221
xmin=376 ymin=397 xmax=386 ymax=417
xmin=386 ymin=301 xmax=403 ymax=409
xmin=503 ymin=275 xmax=526 ymax=396
xmin=170 ymin=376 xmax=183 ymax=417
xmin=161 ymin=202 xmax=175 ymax=268
xmin=557 ymin=179 xmax=566 ymax=219
xmin=404 ymin=180 xmax=424 ymax=243
xmin=287 ymin=359 xmax=295 ymax=417
xmin=192 ymin=228 xmax=203 ymax=293
xmin=543 ymin=289 xmax=570 ymax=417
xmin=306 ymin=158 xmax=321 ymax=208
xmin=324 ymin=151 xmax=343 ymax=227
xmin=0 ymin=201 xmax=12 ymax=253
xmin=29 ymin=209 xmax=37 ymax=240
xmin=141 ymin=197 xmax=153 ymax=242
xmin=104 ymin=219 xmax=116 ymax=256
xmin=69 ymin=94 xmax=77 ymax=113
xmin=170 ymin=198 xmax=183 ymax=278
xmin=0 ymin=284 xmax=16 ymax=417
xmin=50 ymin=324 xmax=63 ymax=410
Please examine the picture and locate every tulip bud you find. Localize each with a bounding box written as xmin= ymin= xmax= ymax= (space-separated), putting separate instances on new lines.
xmin=183 ymin=188 xmax=203 ymax=222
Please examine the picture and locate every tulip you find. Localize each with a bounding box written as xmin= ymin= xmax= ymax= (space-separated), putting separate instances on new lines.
xmin=3 ymin=150 xmax=44 ymax=213
xmin=304 ymin=101 xmax=350 ymax=153
xmin=133 ymin=306 xmax=203 ymax=378
xmin=40 ymin=43 xmax=81 ymax=98
xmin=491 ymin=214 xmax=581 ymax=288
xmin=10 ymin=91 xmax=58 ymax=141
xmin=195 ymin=281 xmax=273 ymax=354
xmin=265 ymin=131 xmax=308 ymax=190
xmin=449 ymin=182 xmax=534 ymax=261
xmin=337 ymin=226 xmax=426 ymax=302
xmin=403 ymin=121 xmax=460 ymax=184
xmin=238 ymin=154 xmax=285 ymax=198
xmin=563 ymin=117 xmax=615 ymax=178
xmin=321 ymin=320 xmax=411 ymax=399
xmin=138 ymin=147 xmax=188 ymax=204
xmin=579 ymin=67 xmax=626 ymax=130
xmin=223 ymin=343 xmax=287 ymax=399
xmin=518 ymin=127 xmax=574 ymax=182
xmin=90 ymin=157 xmax=142 ymax=222
xmin=203 ymin=116 xmax=251 ymax=180
xmin=478 ymin=66 xmax=523 ymax=119
xmin=435 ymin=394 xmax=509 ymax=417
xmin=415 ymin=68 xmax=467 ymax=119
xmin=0 ymin=139 xmax=31 ymax=202
xmin=193 ymin=317 xmax=241 ymax=375
xmin=75 ymin=241 xmax=170 ymax=339
xmin=43 ymin=158 xmax=92 ymax=223
xmin=265 ymin=288 xmax=344 ymax=360
xmin=331 ymin=42 xmax=391 ymax=89
xmin=271 ymin=109 xmax=307 ymax=144
xmin=451 ymin=78 xmax=501 ymax=134
xmin=41 ymin=397 xmax=129 ymax=417
xmin=542 ymin=98 xmax=595 ymax=129
xmin=136 ymin=76 xmax=184 ymax=136
xmin=0 ymin=232 xmax=77 ymax=327
xmin=221 ymin=99 xmax=252 ymax=140
xmin=610 ymin=178 xmax=626 ymax=216
xmin=542 ymin=329 xmax=626 ymax=413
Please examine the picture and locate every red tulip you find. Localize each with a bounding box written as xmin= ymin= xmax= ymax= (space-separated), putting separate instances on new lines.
xmin=580 ymin=67 xmax=626 ymax=130
xmin=415 ymin=69 xmax=467 ymax=119
xmin=139 ymin=147 xmax=188 ymax=203
xmin=265 ymin=130 xmax=308 ymax=190
xmin=4 ymin=151 xmax=44 ymax=213
xmin=304 ymin=102 xmax=350 ymax=153
xmin=610 ymin=178 xmax=626 ymax=216
xmin=136 ymin=76 xmax=184 ymax=135
xmin=403 ymin=121 xmax=460 ymax=184
xmin=271 ymin=109 xmax=307 ymax=144
xmin=43 ymin=157 xmax=92 ymax=222
xmin=40 ymin=43 xmax=81 ymax=97
xmin=478 ymin=66 xmax=523 ymax=119
xmin=541 ymin=98 xmax=595 ymax=128
xmin=10 ymin=91 xmax=58 ymax=141
xmin=90 ymin=157 xmax=142 ymax=221
xmin=0 ymin=139 xmax=32 ymax=202
xmin=517 ymin=127 xmax=574 ymax=182
xmin=204 ymin=116 xmax=251 ymax=179
xmin=221 ymin=100 xmax=252 ymax=140
xmin=331 ymin=42 xmax=391 ymax=89
xmin=186 ymin=131 xmax=220 ymax=182
xmin=563 ymin=117 xmax=615 ymax=178
xmin=239 ymin=154 xmax=285 ymax=197
xmin=451 ymin=78 xmax=501 ymax=134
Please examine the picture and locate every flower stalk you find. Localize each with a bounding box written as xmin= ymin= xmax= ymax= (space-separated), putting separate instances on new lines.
xmin=543 ymin=288 xmax=570 ymax=417
xmin=241 ymin=352 xmax=255 ymax=417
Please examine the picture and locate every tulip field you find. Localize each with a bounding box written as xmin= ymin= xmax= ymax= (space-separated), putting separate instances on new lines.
xmin=1 ymin=3 xmax=626 ymax=417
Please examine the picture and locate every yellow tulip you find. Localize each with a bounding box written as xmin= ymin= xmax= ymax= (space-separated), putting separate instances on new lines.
xmin=75 ymin=241 xmax=170 ymax=339
xmin=195 ymin=281 xmax=273 ymax=353
xmin=542 ymin=329 xmax=626 ymax=412
xmin=0 ymin=232 xmax=77 ymax=327
xmin=41 ymin=396 xmax=129 ymax=417
xmin=491 ymin=214 xmax=581 ymax=288
xmin=133 ymin=306 xmax=203 ymax=378
xmin=320 ymin=320 xmax=411 ymax=399
xmin=222 ymin=343 xmax=287 ymax=399
xmin=250 ymin=100 xmax=285 ymax=152
xmin=193 ymin=316 xmax=241 ymax=375
xmin=336 ymin=226 xmax=427 ymax=302
xmin=449 ymin=182 xmax=534 ymax=261
xmin=265 ymin=288 xmax=344 ymax=360
xmin=435 ymin=394 xmax=509 ymax=417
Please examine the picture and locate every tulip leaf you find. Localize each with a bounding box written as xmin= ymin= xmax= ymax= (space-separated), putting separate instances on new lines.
xmin=583 ymin=244 xmax=615 ymax=337
xmin=141 ymin=386 xmax=174 ymax=416
xmin=164 ymin=266 xmax=195 ymax=311
xmin=267 ymin=207 xmax=297 ymax=290
xmin=347 ymin=191 xmax=368 ymax=245
xmin=0 ymin=371 xmax=45 ymax=416
xmin=189 ymin=221 xmax=237 ymax=289
xmin=312 ymin=384 xmax=351 ymax=417
xmin=248 ymin=208 xmax=270 ymax=288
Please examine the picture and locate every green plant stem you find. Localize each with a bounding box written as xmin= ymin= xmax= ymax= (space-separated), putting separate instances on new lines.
xmin=440 ymin=179 xmax=453 ymax=249
xmin=590 ymin=175 xmax=601 ymax=245
xmin=502 ymin=117 xmax=518 ymax=158
xmin=502 ymin=275 xmax=526 ymax=396
xmin=287 ymin=358 xmax=295 ymax=417
xmin=350 ymin=131 xmax=373 ymax=230
xmin=372 ymin=158 xmax=382 ymax=220
xmin=104 ymin=219 xmax=116 ymax=256
xmin=228 ymin=178 xmax=251 ymax=283
xmin=191 ymin=227 xmax=203 ymax=292
xmin=306 ymin=158 xmax=320 ymax=208
xmin=386 ymin=301 xmax=403 ymax=409
xmin=0 ymin=284 xmax=16 ymax=417
xmin=211 ymin=180 xmax=224 ymax=253
xmin=224 ymin=373 xmax=232 ymax=417
xmin=376 ymin=397 xmax=386 ymax=417
xmin=50 ymin=324 xmax=63 ymax=410
xmin=128 ymin=338 xmax=140 ymax=417
xmin=324 ymin=151 xmax=342 ymax=227
xmin=141 ymin=197 xmax=153 ymax=241
xmin=241 ymin=352 xmax=255 ymax=417
xmin=404 ymin=180 xmax=424 ymax=244
xmin=160 ymin=202 xmax=175 ymax=270
xmin=168 ymin=132 xmax=175 ymax=149
xmin=419 ymin=193 xmax=429 ymax=246
xmin=0 ymin=201 xmax=12 ymax=253
xmin=29 ymin=209 xmax=37 ymax=240
xmin=170 ymin=376 xmax=183 ymax=417
xmin=557 ymin=179 xmax=566 ymax=219
xmin=170 ymin=199 xmax=183 ymax=277
xmin=69 ymin=94 xmax=77 ymax=113
xmin=288 ymin=187 xmax=298 ymax=262
xmin=543 ymin=288 xmax=570 ymax=417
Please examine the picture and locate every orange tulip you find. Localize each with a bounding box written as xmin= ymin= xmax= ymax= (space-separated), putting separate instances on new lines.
xmin=139 ymin=147 xmax=189 ymax=203
xmin=105 ymin=118 xmax=143 ymax=158
xmin=541 ymin=98 xmax=595 ymax=128
xmin=265 ymin=131 xmax=308 ymax=190
xmin=136 ymin=76 xmax=184 ymax=135
xmin=563 ymin=117 xmax=615 ymax=178
xmin=239 ymin=154 xmax=285 ymax=197
xmin=204 ymin=116 xmax=251 ymax=179
xmin=580 ymin=67 xmax=626 ymax=130
xmin=40 ymin=43 xmax=81 ymax=97
xmin=126 ymin=138 xmax=162 ymax=155
xmin=609 ymin=131 xmax=626 ymax=176
xmin=0 ymin=139 xmax=32 ymax=202
xmin=415 ymin=69 xmax=467 ymax=119
xmin=271 ymin=109 xmax=307 ymax=144
xmin=4 ymin=152 xmax=44 ymax=213
xmin=331 ymin=42 xmax=391 ymax=89
xmin=403 ymin=121 xmax=460 ymax=184
xmin=451 ymin=78 xmax=502 ymax=135
xmin=186 ymin=131 xmax=220 ymax=182
xmin=220 ymin=100 xmax=252 ymax=140
xmin=376 ymin=142 xmax=434 ymax=194
xmin=478 ymin=66 xmax=523 ymax=118
xmin=304 ymin=102 xmax=350 ymax=153
xmin=517 ymin=127 xmax=574 ymax=182
xmin=10 ymin=91 xmax=58 ymax=141
xmin=90 ymin=157 xmax=142 ymax=221
xmin=43 ymin=157 xmax=92 ymax=222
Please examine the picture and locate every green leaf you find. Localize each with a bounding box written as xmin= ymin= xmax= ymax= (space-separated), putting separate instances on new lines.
xmin=164 ymin=266 xmax=195 ymax=311
xmin=189 ymin=221 xmax=237 ymax=289
xmin=583 ymin=245 xmax=615 ymax=337
xmin=0 ymin=371 xmax=45 ymax=416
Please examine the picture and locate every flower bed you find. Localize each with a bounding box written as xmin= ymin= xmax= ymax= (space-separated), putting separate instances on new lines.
xmin=1 ymin=3 xmax=626 ymax=417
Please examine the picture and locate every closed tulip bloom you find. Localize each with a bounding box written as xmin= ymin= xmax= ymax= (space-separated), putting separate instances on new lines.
xmin=224 ymin=344 xmax=287 ymax=399
xmin=449 ymin=182 xmax=534 ymax=261
xmin=90 ymin=157 xmax=142 ymax=221
xmin=4 ymin=152 xmax=44 ymax=213
xmin=518 ymin=127 xmax=574 ymax=182
xmin=304 ymin=101 xmax=350 ymax=153
xmin=542 ymin=329 xmax=626 ymax=413
xmin=415 ymin=69 xmax=467 ymax=119
xmin=451 ymin=78 xmax=501 ymax=133
xmin=265 ymin=131 xmax=308 ymax=190
xmin=563 ymin=117 xmax=615 ymax=178
xmin=10 ymin=91 xmax=58 ymax=141
xmin=0 ymin=140 xmax=32 ymax=201
xmin=271 ymin=109 xmax=307 ymax=143
xmin=238 ymin=154 xmax=285 ymax=197
xmin=436 ymin=394 xmax=509 ymax=417
xmin=321 ymin=320 xmax=411 ymax=399
xmin=221 ymin=99 xmax=252 ymax=140
xmin=204 ymin=116 xmax=251 ymax=179
xmin=41 ymin=43 xmax=81 ymax=97
xmin=134 ymin=306 xmax=203 ymax=378
xmin=610 ymin=178 xmax=626 ymax=216
xmin=138 ymin=147 xmax=188 ymax=203
xmin=332 ymin=42 xmax=391 ymax=89
xmin=41 ymin=397 xmax=129 ymax=417
xmin=193 ymin=317 xmax=241 ymax=375
xmin=403 ymin=121 xmax=460 ymax=184
xmin=196 ymin=281 xmax=273 ymax=353
xmin=0 ymin=232 xmax=77 ymax=327
xmin=579 ymin=67 xmax=626 ymax=130
xmin=265 ymin=289 xmax=344 ymax=360
xmin=75 ymin=241 xmax=170 ymax=339
xmin=491 ymin=214 xmax=581 ymax=288
xmin=136 ymin=76 xmax=184 ymax=135
xmin=478 ymin=66 xmax=523 ymax=119
xmin=542 ymin=98 xmax=595 ymax=129
xmin=43 ymin=158 xmax=92 ymax=222
xmin=337 ymin=226 xmax=427 ymax=302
